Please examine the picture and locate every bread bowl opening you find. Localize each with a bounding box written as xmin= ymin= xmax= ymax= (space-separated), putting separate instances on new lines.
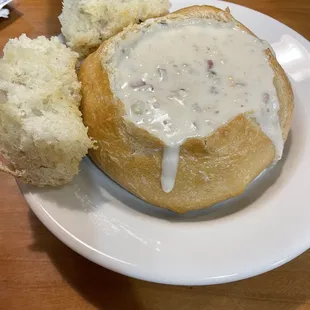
xmin=105 ymin=17 xmax=284 ymax=192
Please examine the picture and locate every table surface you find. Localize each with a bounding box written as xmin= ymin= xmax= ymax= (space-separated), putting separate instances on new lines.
xmin=1 ymin=1 xmax=310 ymax=309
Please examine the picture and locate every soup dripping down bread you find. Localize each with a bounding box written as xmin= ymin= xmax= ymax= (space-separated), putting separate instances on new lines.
xmin=79 ymin=5 xmax=294 ymax=213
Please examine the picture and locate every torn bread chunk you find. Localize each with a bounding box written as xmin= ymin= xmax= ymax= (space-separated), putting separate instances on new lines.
xmin=0 ymin=34 xmax=94 ymax=187
xmin=59 ymin=0 xmax=171 ymax=57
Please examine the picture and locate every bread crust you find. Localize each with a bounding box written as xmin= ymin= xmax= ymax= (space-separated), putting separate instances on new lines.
xmin=79 ymin=5 xmax=294 ymax=213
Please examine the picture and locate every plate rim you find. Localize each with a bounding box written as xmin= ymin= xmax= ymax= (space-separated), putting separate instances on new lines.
xmin=19 ymin=0 xmax=310 ymax=285
xmin=20 ymin=182 xmax=310 ymax=285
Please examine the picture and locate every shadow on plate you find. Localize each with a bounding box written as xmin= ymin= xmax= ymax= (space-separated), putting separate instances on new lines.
xmin=27 ymin=206 xmax=310 ymax=309
xmin=27 ymin=209 xmax=144 ymax=310
xmin=27 ymin=132 xmax=291 ymax=223
xmin=85 ymin=132 xmax=292 ymax=222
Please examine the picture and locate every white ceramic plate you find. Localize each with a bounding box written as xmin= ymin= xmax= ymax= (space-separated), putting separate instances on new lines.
xmin=19 ymin=0 xmax=310 ymax=285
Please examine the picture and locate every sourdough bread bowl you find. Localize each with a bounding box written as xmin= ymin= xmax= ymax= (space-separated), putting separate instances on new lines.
xmin=79 ymin=5 xmax=294 ymax=213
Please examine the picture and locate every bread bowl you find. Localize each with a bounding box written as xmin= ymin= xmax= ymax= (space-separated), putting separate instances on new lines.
xmin=79 ymin=5 xmax=294 ymax=213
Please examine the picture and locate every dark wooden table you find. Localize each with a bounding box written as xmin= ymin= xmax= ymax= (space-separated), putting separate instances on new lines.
xmin=1 ymin=1 xmax=310 ymax=309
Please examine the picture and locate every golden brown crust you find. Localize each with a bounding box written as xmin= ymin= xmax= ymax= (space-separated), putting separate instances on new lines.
xmin=79 ymin=5 xmax=294 ymax=213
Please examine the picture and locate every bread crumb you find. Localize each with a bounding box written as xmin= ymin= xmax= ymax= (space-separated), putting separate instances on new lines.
xmin=0 ymin=34 xmax=94 ymax=186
